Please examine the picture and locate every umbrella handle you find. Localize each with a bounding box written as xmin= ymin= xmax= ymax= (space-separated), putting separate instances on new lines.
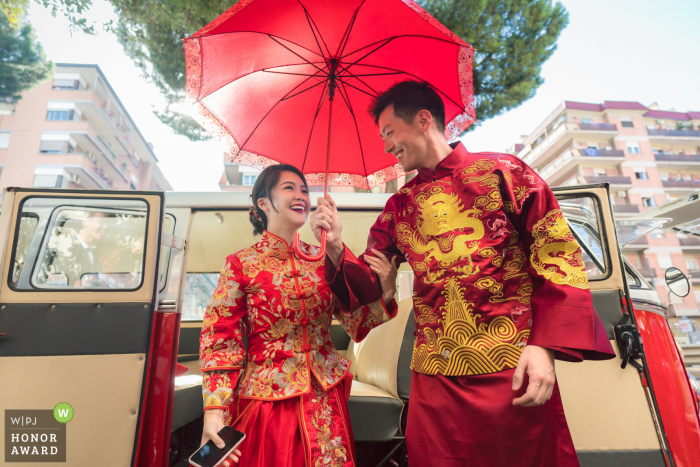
xmin=293 ymin=230 xmax=326 ymax=262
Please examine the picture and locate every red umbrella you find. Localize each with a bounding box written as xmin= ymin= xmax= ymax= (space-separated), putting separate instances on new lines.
xmin=184 ymin=0 xmax=475 ymax=260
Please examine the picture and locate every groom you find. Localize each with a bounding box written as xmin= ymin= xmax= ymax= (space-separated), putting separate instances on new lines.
xmin=311 ymin=80 xmax=614 ymax=466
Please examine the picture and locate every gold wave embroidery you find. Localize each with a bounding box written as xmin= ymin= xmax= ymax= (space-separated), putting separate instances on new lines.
xmin=411 ymin=277 xmax=529 ymax=376
xmin=530 ymin=210 xmax=589 ymax=289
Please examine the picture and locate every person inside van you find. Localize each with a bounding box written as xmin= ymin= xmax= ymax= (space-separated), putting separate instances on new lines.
xmin=198 ymin=164 xmax=399 ymax=467
xmin=311 ymin=80 xmax=616 ymax=467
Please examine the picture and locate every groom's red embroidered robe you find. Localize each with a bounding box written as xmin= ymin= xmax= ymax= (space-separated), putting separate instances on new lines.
xmin=325 ymin=142 xmax=615 ymax=466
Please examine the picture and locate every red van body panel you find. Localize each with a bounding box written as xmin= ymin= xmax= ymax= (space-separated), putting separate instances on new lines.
xmin=635 ymin=308 xmax=700 ymax=467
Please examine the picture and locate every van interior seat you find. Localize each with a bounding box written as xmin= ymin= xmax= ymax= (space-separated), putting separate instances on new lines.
xmin=172 ymin=361 xmax=204 ymax=433
xmin=171 ymin=299 xmax=415 ymax=437
xmin=346 ymin=298 xmax=415 ymax=441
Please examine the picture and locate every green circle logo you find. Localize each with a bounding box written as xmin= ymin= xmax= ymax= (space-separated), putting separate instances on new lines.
xmin=53 ymin=402 xmax=74 ymax=423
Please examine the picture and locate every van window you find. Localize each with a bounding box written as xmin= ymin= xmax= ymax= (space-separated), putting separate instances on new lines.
xmin=158 ymin=214 xmax=175 ymax=292
xmin=558 ymin=196 xmax=609 ymax=280
xmin=11 ymin=197 xmax=148 ymax=290
xmin=11 ymin=214 xmax=39 ymax=287
xmin=181 ymin=273 xmax=219 ymax=321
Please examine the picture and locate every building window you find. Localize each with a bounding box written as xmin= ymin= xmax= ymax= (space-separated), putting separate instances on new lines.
xmin=32 ymin=174 xmax=65 ymax=188
xmin=39 ymin=140 xmax=65 ymax=154
xmin=627 ymin=142 xmax=641 ymax=154
xmin=51 ymin=79 xmax=82 ymax=90
xmin=635 ymin=169 xmax=648 ymax=180
xmin=133 ymin=153 xmax=140 ymax=168
xmin=642 ymin=197 xmax=656 ymax=207
xmin=620 ymin=118 xmax=634 ymax=128
xmin=582 ymin=117 xmax=593 ymax=124
xmin=650 ymin=230 xmax=664 ymax=238
xmin=0 ymin=131 xmax=10 ymax=149
xmin=243 ymin=174 xmax=257 ymax=186
xmin=687 ymin=259 xmax=699 ymax=271
xmin=657 ymin=253 xmax=673 ymax=269
xmin=47 ymin=110 xmax=75 ymax=121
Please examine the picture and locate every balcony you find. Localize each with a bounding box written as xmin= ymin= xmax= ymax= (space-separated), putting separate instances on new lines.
xmin=613 ymin=204 xmax=640 ymax=214
xmin=597 ymin=149 xmax=625 ymax=158
xmin=538 ymin=148 xmax=626 ymax=185
xmin=519 ymin=122 xmax=619 ymax=169
xmin=647 ymin=129 xmax=700 ymax=145
xmin=579 ymin=123 xmax=618 ymax=132
xmin=688 ymin=269 xmax=700 ymax=283
xmin=680 ymin=237 xmax=700 ymax=247
xmin=583 ymin=176 xmax=633 ymax=187
xmin=654 ymin=153 xmax=700 ymax=168
xmin=662 ymin=179 xmax=700 ymax=190
xmin=648 ymin=129 xmax=700 ymax=137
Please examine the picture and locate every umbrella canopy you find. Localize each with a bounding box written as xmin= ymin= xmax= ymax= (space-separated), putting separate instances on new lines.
xmin=184 ymin=0 xmax=475 ymax=190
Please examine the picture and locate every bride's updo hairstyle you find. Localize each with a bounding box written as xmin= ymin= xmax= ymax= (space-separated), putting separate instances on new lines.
xmin=249 ymin=164 xmax=309 ymax=235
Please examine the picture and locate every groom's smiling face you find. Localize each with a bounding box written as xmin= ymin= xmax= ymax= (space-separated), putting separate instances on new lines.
xmin=378 ymin=104 xmax=428 ymax=173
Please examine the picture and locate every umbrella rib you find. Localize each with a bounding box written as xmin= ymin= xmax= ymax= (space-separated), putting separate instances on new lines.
xmin=340 ymin=34 xmax=464 ymax=61
xmin=335 ymin=77 xmax=377 ymax=99
xmin=336 ymin=68 xmax=380 ymax=97
xmin=336 ymin=79 xmax=369 ymax=180
xmin=263 ymin=70 xmax=329 ymax=77
xmin=343 ymin=63 xmax=466 ymax=111
xmin=301 ymin=80 xmax=330 ymax=173
xmin=334 ymin=0 xmax=367 ymax=59
xmin=339 ymin=72 xmax=405 ymax=77
xmin=239 ymin=73 xmax=321 ymax=150
xmin=269 ymin=35 xmax=327 ymax=74
xmin=194 ymin=62 xmax=326 ymax=103
xmin=202 ymin=30 xmax=324 ymax=58
xmin=281 ymin=79 xmax=328 ymax=101
xmin=298 ymin=1 xmax=331 ymax=59
xmin=340 ymin=37 xmax=395 ymax=71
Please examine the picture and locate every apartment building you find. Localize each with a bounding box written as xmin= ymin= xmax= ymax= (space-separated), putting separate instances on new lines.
xmin=509 ymin=100 xmax=700 ymax=334
xmin=0 ymin=64 xmax=172 ymax=192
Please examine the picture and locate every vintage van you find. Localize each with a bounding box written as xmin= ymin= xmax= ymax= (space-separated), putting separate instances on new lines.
xmin=0 ymin=183 xmax=698 ymax=467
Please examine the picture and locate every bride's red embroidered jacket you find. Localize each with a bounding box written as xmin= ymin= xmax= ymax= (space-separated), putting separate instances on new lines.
xmin=200 ymin=231 xmax=397 ymax=411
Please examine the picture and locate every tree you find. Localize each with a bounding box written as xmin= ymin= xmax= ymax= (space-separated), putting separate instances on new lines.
xmin=47 ymin=0 xmax=568 ymax=141
xmin=0 ymin=11 xmax=53 ymax=101
xmin=422 ymin=0 xmax=569 ymax=124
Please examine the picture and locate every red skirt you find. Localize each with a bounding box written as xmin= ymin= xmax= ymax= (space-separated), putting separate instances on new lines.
xmin=230 ymin=375 xmax=356 ymax=467
xmin=405 ymin=369 xmax=579 ymax=467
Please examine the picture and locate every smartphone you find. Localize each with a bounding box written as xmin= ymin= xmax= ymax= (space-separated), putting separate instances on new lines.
xmin=189 ymin=426 xmax=246 ymax=467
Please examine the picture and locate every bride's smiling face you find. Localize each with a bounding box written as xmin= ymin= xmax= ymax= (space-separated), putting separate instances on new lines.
xmin=257 ymin=171 xmax=310 ymax=232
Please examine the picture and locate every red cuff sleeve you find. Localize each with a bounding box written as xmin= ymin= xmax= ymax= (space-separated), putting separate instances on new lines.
xmin=324 ymin=245 xmax=382 ymax=312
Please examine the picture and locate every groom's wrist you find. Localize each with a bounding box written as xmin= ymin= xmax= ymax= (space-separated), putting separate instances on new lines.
xmin=326 ymin=240 xmax=343 ymax=267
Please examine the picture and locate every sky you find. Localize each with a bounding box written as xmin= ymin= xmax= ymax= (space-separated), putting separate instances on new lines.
xmin=27 ymin=0 xmax=700 ymax=191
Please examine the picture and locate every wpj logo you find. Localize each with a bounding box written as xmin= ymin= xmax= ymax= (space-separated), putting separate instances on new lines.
xmin=5 ymin=406 xmax=69 ymax=463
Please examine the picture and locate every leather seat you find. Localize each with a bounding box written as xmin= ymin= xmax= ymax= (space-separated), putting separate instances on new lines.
xmin=346 ymin=299 xmax=415 ymax=441
xmin=172 ymin=361 xmax=203 ymax=432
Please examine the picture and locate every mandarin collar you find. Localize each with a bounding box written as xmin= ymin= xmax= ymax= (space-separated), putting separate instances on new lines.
xmin=416 ymin=142 xmax=468 ymax=183
xmin=261 ymin=230 xmax=291 ymax=252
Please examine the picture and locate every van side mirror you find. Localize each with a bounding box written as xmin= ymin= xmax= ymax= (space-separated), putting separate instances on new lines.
xmin=665 ymin=267 xmax=690 ymax=298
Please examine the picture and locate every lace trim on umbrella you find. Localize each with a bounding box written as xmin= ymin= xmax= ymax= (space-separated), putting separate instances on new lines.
xmin=304 ymin=163 xmax=410 ymax=190
xmin=184 ymin=38 xmax=203 ymax=100
xmin=190 ymin=0 xmax=258 ymax=38
xmin=444 ymin=46 xmax=476 ymax=142
xmin=399 ymin=0 xmax=470 ymax=48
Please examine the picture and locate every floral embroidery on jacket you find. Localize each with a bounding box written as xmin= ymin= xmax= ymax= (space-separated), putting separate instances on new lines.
xmin=200 ymin=231 xmax=397 ymax=405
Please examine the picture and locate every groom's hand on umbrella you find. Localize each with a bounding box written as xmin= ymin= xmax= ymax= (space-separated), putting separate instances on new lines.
xmin=311 ymin=194 xmax=343 ymax=266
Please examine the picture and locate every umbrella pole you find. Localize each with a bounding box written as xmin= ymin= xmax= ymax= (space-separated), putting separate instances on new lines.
xmin=293 ymin=78 xmax=335 ymax=262
xmin=324 ymin=96 xmax=334 ymax=197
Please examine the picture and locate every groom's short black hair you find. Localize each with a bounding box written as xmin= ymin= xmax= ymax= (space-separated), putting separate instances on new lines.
xmin=369 ymin=80 xmax=445 ymax=131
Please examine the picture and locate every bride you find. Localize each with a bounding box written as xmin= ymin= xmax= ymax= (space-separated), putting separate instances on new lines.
xmin=198 ymin=164 xmax=399 ymax=467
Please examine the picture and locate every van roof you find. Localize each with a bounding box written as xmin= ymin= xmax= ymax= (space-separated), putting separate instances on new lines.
xmin=165 ymin=191 xmax=393 ymax=209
